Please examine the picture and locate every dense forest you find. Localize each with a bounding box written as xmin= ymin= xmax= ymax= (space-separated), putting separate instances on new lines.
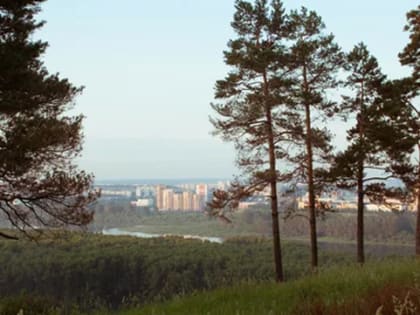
xmin=0 ymin=234 xmax=310 ymax=312
xmin=0 ymin=232 xmax=408 ymax=314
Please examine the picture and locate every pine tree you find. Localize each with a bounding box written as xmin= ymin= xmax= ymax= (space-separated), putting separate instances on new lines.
xmin=0 ymin=0 xmax=97 ymax=239
xmin=330 ymin=43 xmax=414 ymax=263
xmin=334 ymin=44 xmax=385 ymax=264
xmin=400 ymin=5 xmax=420 ymax=86
xmin=286 ymin=7 xmax=344 ymax=268
xmin=398 ymin=5 xmax=420 ymax=255
xmin=208 ymin=0 xmax=299 ymax=282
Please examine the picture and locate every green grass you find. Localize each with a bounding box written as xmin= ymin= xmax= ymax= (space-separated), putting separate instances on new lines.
xmin=118 ymin=258 xmax=420 ymax=315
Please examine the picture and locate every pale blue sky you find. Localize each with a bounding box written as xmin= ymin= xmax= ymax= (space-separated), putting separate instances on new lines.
xmin=37 ymin=0 xmax=417 ymax=180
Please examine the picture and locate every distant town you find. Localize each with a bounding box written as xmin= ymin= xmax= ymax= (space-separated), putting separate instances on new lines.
xmin=95 ymin=180 xmax=418 ymax=213
xmin=96 ymin=180 xmax=229 ymax=211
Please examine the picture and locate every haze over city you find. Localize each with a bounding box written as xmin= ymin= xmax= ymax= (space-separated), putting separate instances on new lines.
xmin=37 ymin=0 xmax=418 ymax=179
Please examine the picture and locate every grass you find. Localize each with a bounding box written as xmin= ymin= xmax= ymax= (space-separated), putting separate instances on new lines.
xmin=117 ymin=258 xmax=420 ymax=315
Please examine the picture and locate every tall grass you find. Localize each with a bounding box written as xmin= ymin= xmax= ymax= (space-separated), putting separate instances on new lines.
xmin=120 ymin=258 xmax=420 ymax=315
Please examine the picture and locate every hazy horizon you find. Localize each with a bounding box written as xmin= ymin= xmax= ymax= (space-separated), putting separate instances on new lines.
xmin=94 ymin=177 xmax=230 ymax=185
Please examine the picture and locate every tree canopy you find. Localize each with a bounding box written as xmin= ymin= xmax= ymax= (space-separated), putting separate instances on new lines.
xmin=0 ymin=0 xmax=97 ymax=239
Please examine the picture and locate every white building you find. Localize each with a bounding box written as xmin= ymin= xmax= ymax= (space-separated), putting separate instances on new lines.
xmin=131 ymin=198 xmax=153 ymax=207
xmin=196 ymin=184 xmax=208 ymax=202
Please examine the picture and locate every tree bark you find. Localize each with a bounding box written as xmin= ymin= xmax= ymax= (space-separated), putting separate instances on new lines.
xmin=416 ymin=185 xmax=420 ymax=256
xmin=303 ymin=64 xmax=318 ymax=269
xmin=416 ymin=146 xmax=420 ymax=256
xmin=357 ymin=161 xmax=365 ymax=264
xmin=357 ymin=80 xmax=366 ymax=264
xmin=269 ymin=170 xmax=283 ymax=282
xmin=263 ymin=70 xmax=284 ymax=282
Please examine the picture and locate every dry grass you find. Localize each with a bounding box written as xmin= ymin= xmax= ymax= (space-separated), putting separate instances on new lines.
xmin=292 ymin=283 xmax=420 ymax=315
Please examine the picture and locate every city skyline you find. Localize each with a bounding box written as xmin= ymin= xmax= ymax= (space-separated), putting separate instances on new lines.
xmin=37 ymin=0 xmax=419 ymax=179
xmin=99 ymin=181 xmax=228 ymax=211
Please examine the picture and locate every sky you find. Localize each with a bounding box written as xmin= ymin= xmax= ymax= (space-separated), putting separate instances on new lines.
xmin=36 ymin=0 xmax=418 ymax=180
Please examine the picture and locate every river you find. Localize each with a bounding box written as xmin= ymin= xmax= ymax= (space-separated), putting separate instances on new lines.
xmin=102 ymin=227 xmax=224 ymax=244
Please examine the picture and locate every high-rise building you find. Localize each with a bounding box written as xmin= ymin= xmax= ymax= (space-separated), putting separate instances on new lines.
xmin=155 ymin=185 xmax=165 ymax=210
xmin=182 ymin=191 xmax=193 ymax=210
xmin=192 ymin=194 xmax=204 ymax=211
xmin=173 ymin=193 xmax=183 ymax=211
xmin=162 ymin=189 xmax=174 ymax=210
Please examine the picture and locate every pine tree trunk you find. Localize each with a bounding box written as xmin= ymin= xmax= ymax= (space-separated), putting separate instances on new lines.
xmin=357 ymin=161 xmax=365 ymax=264
xmin=263 ymin=71 xmax=284 ymax=282
xmin=303 ymin=65 xmax=318 ymax=269
xmin=269 ymin=177 xmax=283 ymax=282
xmin=416 ymin=187 xmax=420 ymax=256
xmin=416 ymin=149 xmax=420 ymax=256
xmin=357 ymin=80 xmax=366 ymax=264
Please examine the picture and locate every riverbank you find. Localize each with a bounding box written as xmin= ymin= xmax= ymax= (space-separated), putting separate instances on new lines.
xmin=102 ymin=227 xmax=223 ymax=243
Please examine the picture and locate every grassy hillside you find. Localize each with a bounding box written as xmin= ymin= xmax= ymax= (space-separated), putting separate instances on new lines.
xmin=120 ymin=259 xmax=420 ymax=315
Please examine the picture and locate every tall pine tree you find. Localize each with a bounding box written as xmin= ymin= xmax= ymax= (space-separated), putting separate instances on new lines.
xmin=286 ymin=7 xmax=344 ymax=268
xmin=208 ymin=0 xmax=299 ymax=282
xmin=0 ymin=0 xmax=97 ymax=239
xmin=398 ymin=5 xmax=420 ymax=255
xmin=330 ymin=43 xmax=414 ymax=263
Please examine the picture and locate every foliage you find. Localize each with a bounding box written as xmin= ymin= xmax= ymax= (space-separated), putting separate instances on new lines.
xmin=87 ymin=200 xmax=144 ymax=231
xmin=0 ymin=233 xmax=329 ymax=313
xmin=398 ymin=4 xmax=420 ymax=256
xmin=399 ymin=5 xmax=420 ymax=85
xmin=0 ymin=0 xmax=97 ymax=239
xmin=0 ymin=229 xmax=416 ymax=315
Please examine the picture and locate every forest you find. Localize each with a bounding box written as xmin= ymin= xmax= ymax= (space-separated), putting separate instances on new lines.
xmin=90 ymin=201 xmax=416 ymax=246
xmin=0 ymin=232 xmax=403 ymax=314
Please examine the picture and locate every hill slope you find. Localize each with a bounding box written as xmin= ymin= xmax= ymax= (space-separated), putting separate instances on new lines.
xmin=121 ymin=259 xmax=420 ymax=315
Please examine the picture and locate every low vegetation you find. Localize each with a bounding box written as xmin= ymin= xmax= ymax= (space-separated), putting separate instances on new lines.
xmin=121 ymin=259 xmax=420 ymax=315
xmin=0 ymin=233 xmax=335 ymax=313
xmin=0 ymin=231 xmax=416 ymax=315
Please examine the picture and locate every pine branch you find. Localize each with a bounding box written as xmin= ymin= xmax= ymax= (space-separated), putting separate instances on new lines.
xmin=363 ymin=175 xmax=394 ymax=183
xmin=0 ymin=231 xmax=18 ymax=240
